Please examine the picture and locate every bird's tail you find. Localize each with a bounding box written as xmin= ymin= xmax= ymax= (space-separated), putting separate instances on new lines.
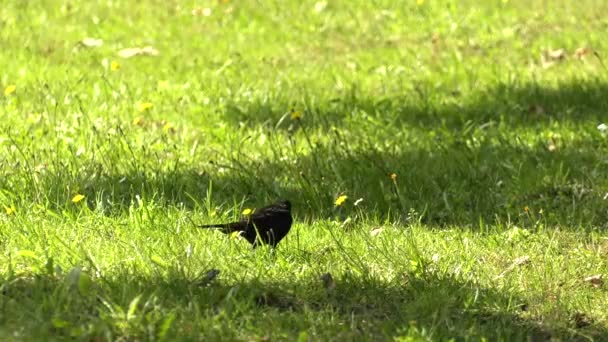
xmin=198 ymin=222 xmax=246 ymax=234
xmin=198 ymin=224 xmax=229 ymax=229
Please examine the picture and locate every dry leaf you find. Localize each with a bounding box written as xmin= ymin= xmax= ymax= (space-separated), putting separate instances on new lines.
xmin=540 ymin=54 xmax=555 ymax=69
xmin=320 ymin=272 xmax=335 ymax=290
xmin=118 ymin=46 xmax=159 ymax=58
xmin=370 ymin=227 xmax=384 ymax=237
xmin=574 ymin=47 xmax=591 ymax=59
xmin=548 ymin=48 xmax=566 ymax=60
xmin=584 ymin=274 xmax=603 ymax=288
xmin=540 ymin=48 xmax=567 ymax=69
xmin=572 ymin=312 xmax=593 ymax=329
xmin=513 ymin=255 xmax=531 ymax=266
xmin=494 ymin=255 xmax=531 ymax=279
xmin=80 ymin=38 xmax=103 ymax=47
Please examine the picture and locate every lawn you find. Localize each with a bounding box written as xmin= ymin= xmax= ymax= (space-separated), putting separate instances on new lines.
xmin=1 ymin=0 xmax=608 ymax=340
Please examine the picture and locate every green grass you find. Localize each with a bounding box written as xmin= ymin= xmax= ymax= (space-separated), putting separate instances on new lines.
xmin=1 ymin=0 xmax=608 ymax=340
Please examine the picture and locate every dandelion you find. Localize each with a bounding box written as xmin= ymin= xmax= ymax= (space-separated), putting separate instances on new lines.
xmin=4 ymin=205 xmax=16 ymax=215
xmin=4 ymin=85 xmax=16 ymax=96
xmin=242 ymin=208 xmax=252 ymax=215
xmin=110 ymin=61 xmax=120 ymax=71
xmin=72 ymin=194 xmax=85 ymax=203
xmin=335 ymin=195 xmax=347 ymax=206
xmin=137 ymin=102 xmax=153 ymax=112
xmin=390 ymin=173 xmax=397 ymax=181
xmin=162 ymin=122 xmax=175 ymax=134
xmin=524 ymin=206 xmax=529 ymax=213
xmin=290 ymin=109 xmax=303 ymax=120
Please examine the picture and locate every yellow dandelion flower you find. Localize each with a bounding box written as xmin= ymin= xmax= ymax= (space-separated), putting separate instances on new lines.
xmin=72 ymin=194 xmax=85 ymax=203
xmin=110 ymin=61 xmax=120 ymax=71
xmin=137 ymin=102 xmax=153 ymax=112
xmin=4 ymin=85 xmax=16 ymax=96
xmin=335 ymin=195 xmax=348 ymax=206
xmin=390 ymin=173 xmax=397 ymax=181
xmin=290 ymin=109 xmax=303 ymax=120
xmin=242 ymin=208 xmax=252 ymax=215
xmin=162 ymin=122 xmax=174 ymax=133
xmin=4 ymin=205 xmax=16 ymax=215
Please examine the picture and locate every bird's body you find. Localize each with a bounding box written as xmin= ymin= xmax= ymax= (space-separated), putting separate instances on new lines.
xmin=199 ymin=200 xmax=293 ymax=248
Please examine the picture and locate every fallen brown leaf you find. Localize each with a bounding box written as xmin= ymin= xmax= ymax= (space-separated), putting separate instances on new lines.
xmin=118 ymin=46 xmax=159 ymax=58
xmin=572 ymin=312 xmax=593 ymax=329
xmin=583 ymin=274 xmax=603 ymax=288
xmin=548 ymin=48 xmax=566 ymax=60
xmin=540 ymin=48 xmax=567 ymax=69
xmin=540 ymin=55 xmax=554 ymax=69
xmin=494 ymin=255 xmax=531 ymax=279
xmin=513 ymin=255 xmax=531 ymax=266
xmin=370 ymin=227 xmax=384 ymax=237
xmin=574 ymin=47 xmax=591 ymax=59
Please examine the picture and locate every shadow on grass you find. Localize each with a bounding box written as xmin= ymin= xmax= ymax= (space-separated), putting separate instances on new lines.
xmin=222 ymin=78 xmax=608 ymax=130
xmin=29 ymin=130 xmax=608 ymax=229
xmin=0 ymin=266 xmax=602 ymax=340
xmin=9 ymin=79 xmax=608 ymax=229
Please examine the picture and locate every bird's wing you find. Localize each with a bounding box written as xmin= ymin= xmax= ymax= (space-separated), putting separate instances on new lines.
xmin=199 ymin=221 xmax=247 ymax=234
xmin=249 ymin=206 xmax=288 ymax=224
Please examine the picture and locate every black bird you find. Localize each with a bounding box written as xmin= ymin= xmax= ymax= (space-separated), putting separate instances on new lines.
xmin=199 ymin=200 xmax=293 ymax=248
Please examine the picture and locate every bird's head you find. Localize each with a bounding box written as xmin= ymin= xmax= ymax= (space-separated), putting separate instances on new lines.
xmin=276 ymin=199 xmax=292 ymax=211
